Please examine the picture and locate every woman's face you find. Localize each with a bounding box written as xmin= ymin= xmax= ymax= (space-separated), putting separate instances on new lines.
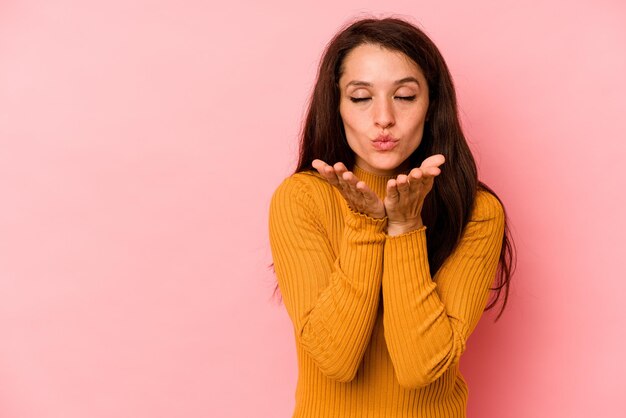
xmin=338 ymin=43 xmax=430 ymax=176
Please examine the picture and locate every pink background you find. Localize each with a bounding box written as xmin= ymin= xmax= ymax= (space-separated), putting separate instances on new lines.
xmin=1 ymin=0 xmax=625 ymax=417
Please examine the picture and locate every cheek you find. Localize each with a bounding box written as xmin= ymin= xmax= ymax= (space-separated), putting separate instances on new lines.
xmin=340 ymin=117 xmax=356 ymax=136
xmin=404 ymin=106 xmax=428 ymax=129
xmin=339 ymin=100 xmax=368 ymax=128
xmin=342 ymin=110 xmax=368 ymax=133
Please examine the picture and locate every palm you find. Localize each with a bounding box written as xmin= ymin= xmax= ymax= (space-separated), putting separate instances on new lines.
xmin=311 ymin=159 xmax=386 ymax=219
xmin=384 ymin=154 xmax=445 ymax=234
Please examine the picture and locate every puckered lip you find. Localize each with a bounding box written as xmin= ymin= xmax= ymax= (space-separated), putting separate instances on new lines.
xmin=373 ymin=134 xmax=398 ymax=142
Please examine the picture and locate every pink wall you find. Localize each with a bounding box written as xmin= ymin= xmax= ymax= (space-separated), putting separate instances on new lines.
xmin=1 ymin=1 xmax=625 ymax=417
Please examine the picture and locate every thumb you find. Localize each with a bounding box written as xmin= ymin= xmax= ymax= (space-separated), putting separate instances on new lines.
xmin=421 ymin=154 xmax=446 ymax=169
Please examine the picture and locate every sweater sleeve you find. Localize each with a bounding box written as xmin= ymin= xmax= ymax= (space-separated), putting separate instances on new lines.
xmin=382 ymin=190 xmax=505 ymax=389
xmin=269 ymin=174 xmax=387 ymax=382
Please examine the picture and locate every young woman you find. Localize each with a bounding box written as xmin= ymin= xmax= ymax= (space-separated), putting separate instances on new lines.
xmin=268 ymin=16 xmax=516 ymax=418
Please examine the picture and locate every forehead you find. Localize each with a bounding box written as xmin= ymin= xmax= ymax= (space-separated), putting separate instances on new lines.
xmin=339 ymin=43 xmax=424 ymax=84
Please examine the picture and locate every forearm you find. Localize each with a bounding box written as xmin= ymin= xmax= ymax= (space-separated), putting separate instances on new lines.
xmin=382 ymin=227 xmax=461 ymax=389
xmin=382 ymin=196 xmax=505 ymax=389
xmin=298 ymin=209 xmax=386 ymax=381
xmin=270 ymin=183 xmax=388 ymax=381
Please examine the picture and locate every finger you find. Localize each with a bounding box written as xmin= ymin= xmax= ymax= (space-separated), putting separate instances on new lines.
xmin=312 ymin=159 xmax=335 ymax=182
xmin=312 ymin=159 xmax=324 ymax=170
xmin=334 ymin=162 xmax=349 ymax=181
xmin=418 ymin=167 xmax=440 ymax=192
xmin=386 ymin=179 xmax=399 ymax=200
xmin=424 ymin=166 xmax=441 ymax=177
xmin=341 ymin=170 xmax=361 ymax=195
xmin=344 ymin=170 xmax=367 ymax=191
xmin=344 ymin=172 xmax=374 ymax=210
xmin=355 ymin=180 xmax=376 ymax=200
xmin=342 ymin=170 xmax=358 ymax=186
xmin=339 ymin=171 xmax=382 ymax=215
xmin=311 ymin=159 xmax=326 ymax=176
xmin=325 ymin=169 xmax=342 ymax=188
xmin=396 ymin=174 xmax=410 ymax=196
xmin=420 ymin=165 xmax=442 ymax=181
xmin=333 ymin=162 xmax=350 ymax=191
xmin=408 ymin=168 xmax=423 ymax=193
xmin=409 ymin=167 xmax=423 ymax=179
xmin=315 ymin=160 xmax=344 ymax=188
xmin=421 ymin=154 xmax=446 ymax=169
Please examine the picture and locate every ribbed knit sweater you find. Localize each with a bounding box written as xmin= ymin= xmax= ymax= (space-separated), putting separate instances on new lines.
xmin=268 ymin=164 xmax=505 ymax=418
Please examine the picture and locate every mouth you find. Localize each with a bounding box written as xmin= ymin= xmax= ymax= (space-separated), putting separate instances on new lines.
xmin=372 ymin=140 xmax=398 ymax=151
xmin=374 ymin=134 xmax=397 ymax=142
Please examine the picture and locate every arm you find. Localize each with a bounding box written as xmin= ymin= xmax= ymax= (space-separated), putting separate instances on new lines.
xmin=382 ymin=190 xmax=505 ymax=389
xmin=269 ymin=174 xmax=387 ymax=381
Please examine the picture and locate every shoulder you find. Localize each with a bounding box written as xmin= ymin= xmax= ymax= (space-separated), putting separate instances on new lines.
xmin=471 ymin=188 xmax=505 ymax=223
xmin=270 ymin=171 xmax=337 ymax=217
xmin=271 ymin=171 xmax=330 ymax=204
xmin=272 ymin=171 xmax=323 ymax=197
xmin=455 ymin=189 xmax=506 ymax=249
xmin=269 ymin=171 xmax=339 ymax=237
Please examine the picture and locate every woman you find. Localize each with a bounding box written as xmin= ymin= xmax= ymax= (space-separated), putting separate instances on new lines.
xmin=268 ymin=16 xmax=516 ymax=418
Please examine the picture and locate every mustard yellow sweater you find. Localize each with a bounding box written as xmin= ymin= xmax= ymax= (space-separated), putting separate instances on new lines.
xmin=268 ymin=164 xmax=505 ymax=418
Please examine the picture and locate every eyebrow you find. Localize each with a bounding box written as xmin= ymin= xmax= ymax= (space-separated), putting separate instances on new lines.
xmin=345 ymin=77 xmax=420 ymax=88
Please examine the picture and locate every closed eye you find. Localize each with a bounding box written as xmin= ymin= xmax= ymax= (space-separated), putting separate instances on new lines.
xmin=349 ymin=96 xmax=417 ymax=103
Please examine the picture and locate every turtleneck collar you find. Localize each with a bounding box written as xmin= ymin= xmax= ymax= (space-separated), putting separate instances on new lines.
xmin=352 ymin=164 xmax=410 ymax=200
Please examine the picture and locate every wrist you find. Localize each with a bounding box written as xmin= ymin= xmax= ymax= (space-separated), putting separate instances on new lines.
xmin=386 ymin=219 xmax=424 ymax=237
xmin=346 ymin=203 xmax=386 ymax=220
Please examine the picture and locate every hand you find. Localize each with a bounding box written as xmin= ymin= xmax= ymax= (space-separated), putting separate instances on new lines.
xmin=384 ymin=154 xmax=445 ymax=236
xmin=312 ymin=159 xmax=386 ymax=219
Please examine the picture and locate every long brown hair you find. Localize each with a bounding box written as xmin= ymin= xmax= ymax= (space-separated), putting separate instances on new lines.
xmin=270 ymin=16 xmax=516 ymax=321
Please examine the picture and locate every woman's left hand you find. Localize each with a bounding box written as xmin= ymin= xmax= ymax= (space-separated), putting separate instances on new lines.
xmin=384 ymin=154 xmax=445 ymax=236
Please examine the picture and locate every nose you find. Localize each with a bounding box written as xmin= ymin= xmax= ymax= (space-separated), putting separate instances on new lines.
xmin=373 ymin=97 xmax=395 ymax=129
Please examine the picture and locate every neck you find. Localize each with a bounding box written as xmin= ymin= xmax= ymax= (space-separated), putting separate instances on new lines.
xmin=352 ymin=164 xmax=410 ymax=200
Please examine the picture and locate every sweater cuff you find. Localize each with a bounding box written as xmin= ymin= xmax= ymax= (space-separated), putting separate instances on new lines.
xmin=344 ymin=207 xmax=388 ymax=235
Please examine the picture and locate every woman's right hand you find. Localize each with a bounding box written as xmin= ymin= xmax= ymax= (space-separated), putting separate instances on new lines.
xmin=312 ymin=159 xmax=386 ymax=219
